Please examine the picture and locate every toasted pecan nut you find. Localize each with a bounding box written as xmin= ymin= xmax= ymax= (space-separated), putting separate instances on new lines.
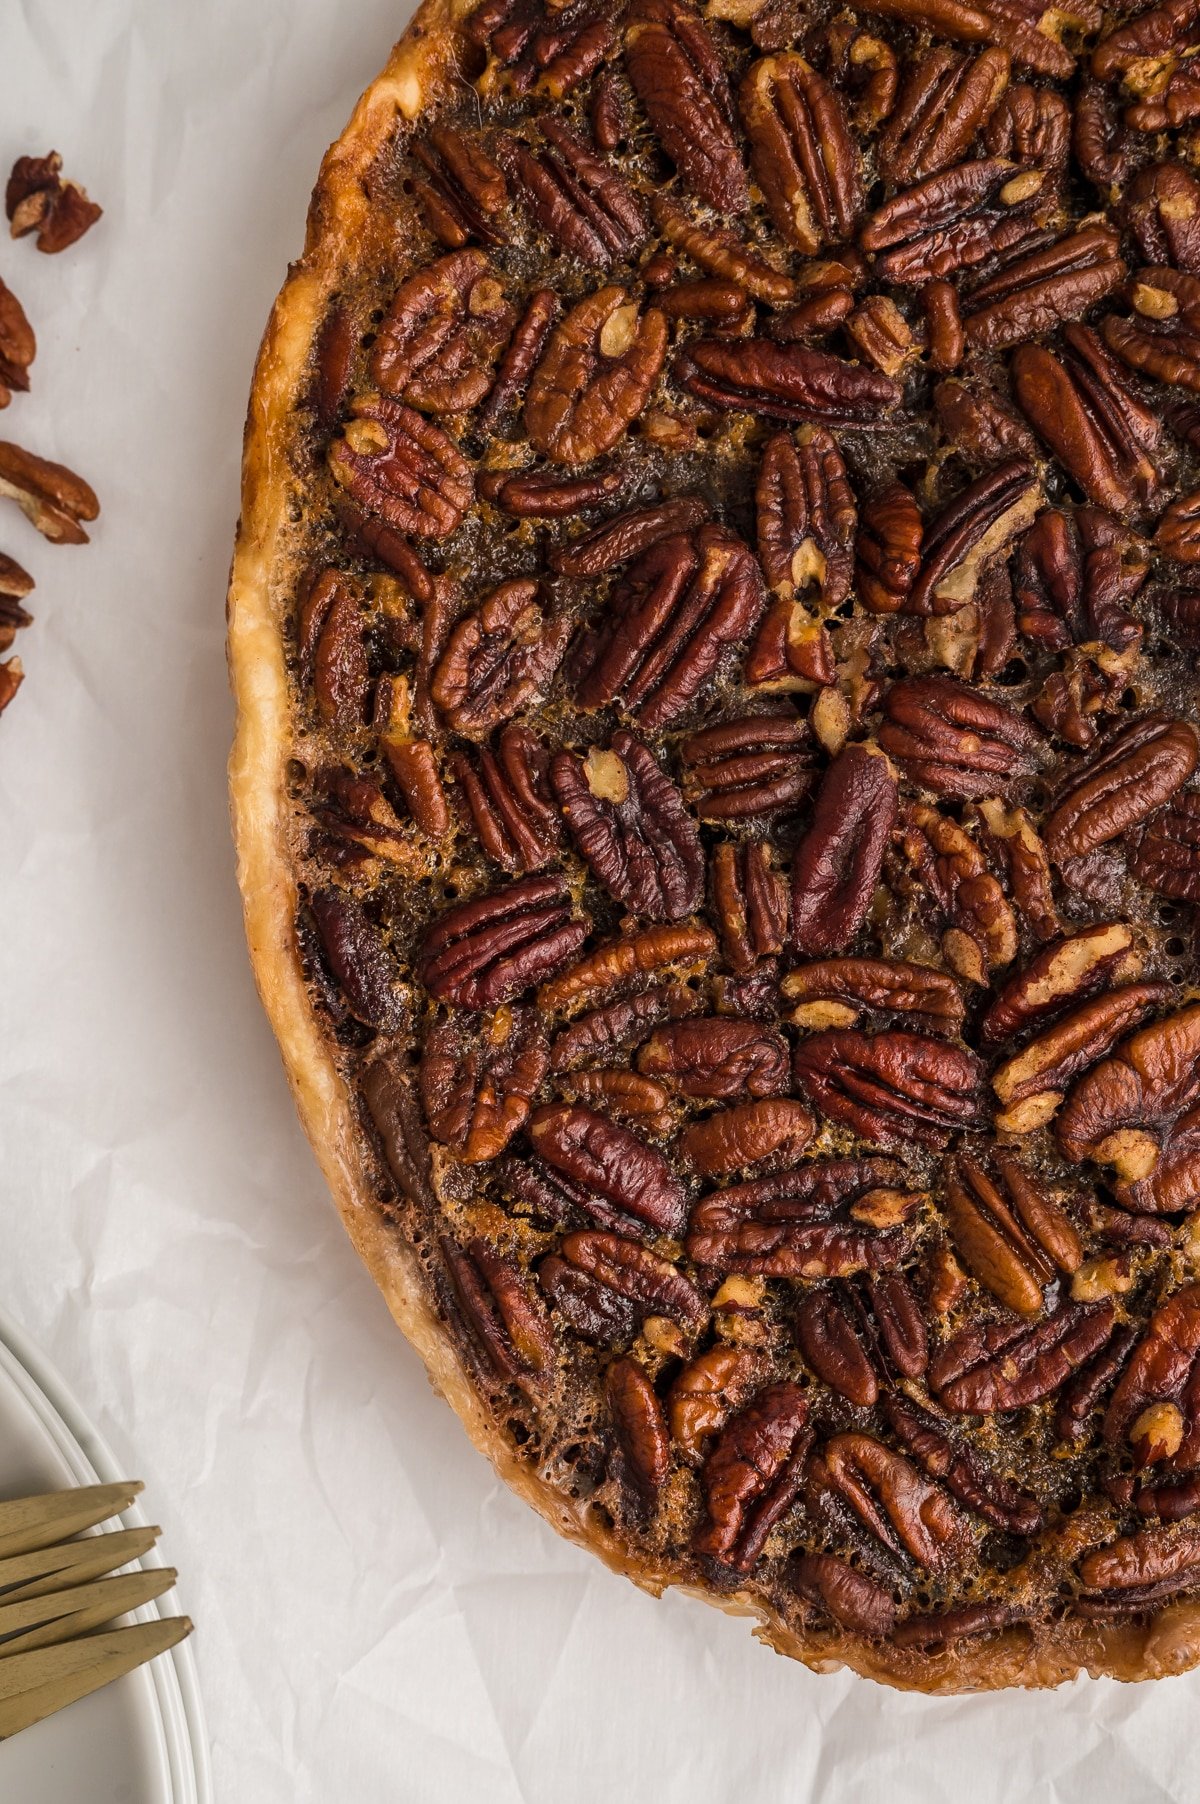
xmin=849 ymin=0 xmax=1075 ymax=78
xmin=549 ymin=496 xmax=711 ymax=578
xmin=879 ymin=47 xmax=1010 ymax=187
xmin=856 ymin=482 xmax=923 ymax=614
xmin=681 ymin=713 xmax=816 ymax=821
xmin=297 ymin=569 xmax=369 ymax=730
xmin=1126 ymin=166 xmax=1200 ymax=277
xmin=796 ymin=1273 xmax=926 ymax=1406
xmin=538 ymin=922 xmax=715 ymax=1014
xmin=885 ymin=1392 xmax=1042 ymax=1534
xmin=1157 ymin=489 xmax=1200 ymax=566
xmin=677 ymin=335 xmax=902 ymax=426
xmin=679 ymin=1098 xmax=814 ymax=1177
xmin=860 ymin=157 xmax=1054 ymax=288
xmin=1014 ymin=505 xmax=1148 ymax=655
xmin=330 ymin=394 xmax=474 ymax=540
xmin=637 ymin=1016 xmax=791 ymax=1100
xmin=933 ymin=378 xmax=1039 ymax=469
xmin=525 ymin=285 xmax=667 ymax=465
xmin=879 ymin=674 xmax=1043 ymax=799
xmin=310 ymin=889 xmax=405 ymax=1032
xmin=794 ymin=1028 xmax=986 ymax=1149
xmin=981 ymin=922 xmax=1141 ymax=1043
xmin=1011 ymin=324 xmax=1163 ymax=520
xmin=897 ymin=803 xmax=1017 ymax=985
xmin=529 ymin=1102 xmax=689 ymax=1237
xmin=623 ymin=0 xmax=748 ymax=214
xmin=1104 ymin=1284 xmax=1200 ymax=1473
xmin=685 ymin=1159 xmax=917 ymax=1276
xmin=823 ymin=1433 xmax=971 ymax=1572
xmin=963 ymin=226 xmax=1125 ymax=353
xmin=992 ymin=982 xmax=1172 ymax=1133
xmin=0 ymin=440 xmax=99 ymax=545
xmin=431 ymin=580 xmax=569 ymax=738
xmin=944 ymin=1152 xmax=1082 ymax=1316
xmin=693 ymin=1383 xmax=810 ymax=1571
xmin=550 ymin=1229 xmax=708 ymax=1330
xmin=498 ymin=118 xmax=647 ymax=268
xmin=710 ymin=840 xmax=789 ymax=973
xmin=553 ymin=732 xmax=704 ymax=923
xmin=451 ymin=724 xmax=560 ymax=873
xmin=420 ymin=1007 xmax=549 ymax=1162
xmin=983 ymin=82 xmax=1069 ymax=172
xmin=1132 ymin=792 xmax=1200 ymax=902
xmin=441 ymin=1235 xmax=556 ymax=1381
xmin=371 ymin=250 xmax=511 ymax=413
xmin=1076 ymin=1524 xmax=1200 ymax=1613
xmin=1056 ymin=1004 xmax=1200 ymax=1211
xmin=668 ymin=1345 xmax=764 ymax=1459
xmin=791 ymin=1553 xmax=897 ymax=1638
xmin=790 ymin=743 xmax=897 ymax=957
xmin=417 ymin=874 xmax=590 ymax=1008
xmin=739 ymin=53 xmax=862 ymax=254
xmin=931 ymin=1300 xmax=1116 ymax=1413
xmin=1103 ymin=269 xmax=1200 ymax=404
xmin=650 ymin=193 xmax=795 ymax=303
xmin=410 ymin=121 xmax=508 ymax=249
xmin=361 ymin=1055 xmax=436 ymax=1212
xmin=755 ymin=426 xmax=856 ymax=616
xmin=784 ymin=957 xmax=965 ymax=1034
xmin=607 ymin=1358 xmax=670 ymax=1506
xmin=1043 ymin=714 xmax=1199 ymax=863
xmin=6 ymin=152 xmax=102 ymax=252
xmin=906 ymin=461 xmax=1042 ymax=616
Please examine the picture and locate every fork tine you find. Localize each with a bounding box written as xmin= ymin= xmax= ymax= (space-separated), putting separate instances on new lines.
xmin=0 ymin=1617 xmax=192 ymax=1738
xmin=0 ymin=1527 xmax=161 ymax=1603
xmin=0 ymin=1568 xmax=177 ymax=1656
xmin=0 ymin=1484 xmax=143 ymax=1560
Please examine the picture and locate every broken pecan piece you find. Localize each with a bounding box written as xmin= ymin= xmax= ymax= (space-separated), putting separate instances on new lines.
xmin=553 ymin=732 xmax=704 ymax=923
xmin=668 ymin=1345 xmax=764 ymax=1458
xmin=0 ymin=441 xmax=99 ymax=545
xmin=420 ymin=1007 xmax=549 ymax=1162
xmin=417 ymin=874 xmax=590 ymax=1008
xmin=850 ymin=0 xmax=1074 ymax=78
xmin=1126 ymin=167 xmax=1200 ymax=277
xmin=896 ymin=803 xmax=1018 ymax=984
xmin=0 ymin=280 xmax=35 ymax=409
xmin=607 ymin=1358 xmax=670 ymax=1506
xmin=1104 ymin=1284 xmax=1200 ymax=1475
xmin=1103 ymin=269 xmax=1200 ymax=401
xmin=525 ymin=286 xmax=667 ymax=465
xmin=906 ymin=461 xmax=1041 ymax=616
xmin=410 ymin=122 xmax=507 ymax=249
xmin=790 ymin=1554 xmax=897 ymax=1637
xmin=1076 ymin=1524 xmax=1200 ymax=1614
xmin=823 ymin=1434 xmax=971 ymax=1572
xmin=1157 ymin=489 xmax=1200 ymax=566
xmin=856 ymin=482 xmax=923 ymax=614
xmin=549 ymin=497 xmax=710 ymax=578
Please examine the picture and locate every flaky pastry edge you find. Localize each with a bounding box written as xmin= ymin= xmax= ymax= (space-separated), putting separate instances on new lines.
xmin=226 ymin=0 xmax=1200 ymax=1691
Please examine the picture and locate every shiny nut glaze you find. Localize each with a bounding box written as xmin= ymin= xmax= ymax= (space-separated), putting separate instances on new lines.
xmin=280 ymin=0 xmax=1200 ymax=1668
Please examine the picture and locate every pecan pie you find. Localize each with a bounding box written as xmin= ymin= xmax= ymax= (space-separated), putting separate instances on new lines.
xmin=228 ymin=0 xmax=1200 ymax=1690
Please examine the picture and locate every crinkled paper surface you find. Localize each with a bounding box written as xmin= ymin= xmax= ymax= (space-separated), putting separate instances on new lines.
xmin=2 ymin=4 xmax=1199 ymax=1800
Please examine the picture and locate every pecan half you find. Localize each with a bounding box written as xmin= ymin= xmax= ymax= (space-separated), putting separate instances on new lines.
xmin=879 ymin=675 xmax=1043 ymax=798
xmin=1011 ymin=324 xmax=1163 ymax=519
xmin=962 ymin=226 xmax=1125 ymax=352
xmin=906 ymin=461 xmax=1042 ymax=616
xmin=739 ymin=53 xmax=862 ymax=254
xmin=677 ymin=336 xmax=901 ymax=426
xmin=0 ymin=441 xmax=99 ymax=545
xmin=544 ymin=1229 xmax=708 ymax=1336
xmin=669 ymin=1345 xmax=765 ymax=1458
xmin=570 ymin=525 xmax=766 ymax=730
xmin=796 ymin=1272 xmax=927 ymax=1405
xmin=0 ymin=280 xmax=34 ymax=409
xmin=790 ymin=743 xmax=898 ymax=956
xmin=981 ymin=921 xmax=1142 ymax=1043
xmin=525 ymin=286 xmax=667 ymax=465
xmin=944 ymin=1151 xmax=1082 ymax=1315
xmin=1133 ymin=792 xmax=1200 ymax=902
xmin=1157 ymin=489 xmax=1200 ymax=566
xmin=885 ymin=1393 xmax=1043 ymax=1534
xmin=371 ymin=251 xmax=510 ymax=413
xmin=329 ymin=395 xmax=474 ymax=540
xmin=860 ymin=158 xmax=1054 ymax=287
xmin=822 ymin=1433 xmax=971 ymax=1571
xmin=1076 ymin=1524 xmax=1200 ymax=1613
xmin=931 ymin=1300 xmax=1115 ymax=1412
xmin=420 ymin=1007 xmax=549 ymax=1162
xmin=538 ymin=921 xmax=715 ymax=1014
xmin=934 ymin=378 xmax=1040 ymax=469
xmin=790 ymin=1553 xmax=897 ymax=1638
xmin=441 ymin=1236 xmax=556 ymax=1381
xmin=850 ymin=0 xmax=1075 ymax=78
xmin=784 ymin=957 xmax=965 ymax=1034
xmin=755 ymin=425 xmax=856 ymax=619
xmin=686 ymin=1158 xmax=918 ymax=1276
xmin=1103 ymin=269 xmax=1200 ymax=401
xmin=680 ymin=713 xmax=815 ymax=821
xmin=879 ymin=47 xmax=1011 ymax=187
xmin=1043 ymin=714 xmax=1199 ymax=863
xmin=1091 ymin=0 xmax=1199 ymax=83
xmin=1104 ymin=1284 xmax=1200 ymax=1473
xmin=623 ymin=0 xmax=748 ymax=213
xmin=650 ymin=193 xmax=796 ymax=303
xmin=983 ymin=82 xmax=1070 ymax=172
xmin=498 ymin=119 xmax=647 ymax=267
xmin=552 ymin=732 xmax=704 ymax=923
xmin=528 ymin=1102 xmax=688 ymax=1236
xmin=637 ymin=1016 xmax=791 ymax=1100
xmin=1127 ymin=166 xmax=1200 ymax=277
xmin=1056 ymin=1005 xmax=1200 ymax=1211
xmin=693 ymin=1383 xmax=810 ymax=1570
xmin=680 ymin=1098 xmax=815 ymax=1176
xmin=1014 ymin=505 xmax=1148 ymax=655
xmin=549 ymin=496 xmax=710 ymax=578
xmin=417 ymin=874 xmax=590 ymax=1008
xmin=452 ymin=723 xmax=561 ymax=873
xmin=431 ymin=580 xmax=569 ymax=738
xmin=793 ymin=1029 xmax=986 ymax=1148
xmin=410 ymin=123 xmax=507 ymax=249
xmin=297 ymin=569 xmax=369 ymax=730
xmin=6 ymin=152 xmax=102 ymax=252
xmin=710 ymin=840 xmax=789 ymax=971
xmin=607 ymin=1358 xmax=670 ymax=1505
xmin=362 ymin=1055 xmax=436 ymax=1211
xmin=856 ymin=482 xmax=923 ymax=613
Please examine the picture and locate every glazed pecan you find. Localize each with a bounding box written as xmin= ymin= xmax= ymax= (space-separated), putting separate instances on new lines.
xmin=1091 ymin=0 xmax=1199 ymax=84
xmin=570 ymin=526 xmax=766 ymax=730
xmin=607 ymin=1358 xmax=670 ymax=1505
xmin=420 ymin=1007 xmax=549 ymax=1162
xmin=896 ymin=803 xmax=1018 ymax=985
xmin=790 ymin=744 xmax=898 ymax=957
xmin=498 ymin=119 xmax=647 ymax=267
xmin=790 ymin=1553 xmax=897 ymax=1638
xmin=1055 ymin=1324 xmax=1140 ymax=1444
xmin=680 ymin=713 xmax=815 ymax=821
xmin=297 ymin=569 xmax=369 ymax=730
xmin=310 ymin=890 xmax=404 ymax=1032
xmin=931 ymin=1300 xmax=1116 ymax=1412
xmin=1158 ymin=489 xmax=1200 ymax=565
xmin=921 ymin=281 xmax=965 ymax=374
xmin=944 ymin=1151 xmax=1082 ymax=1315
xmin=0 ymin=440 xmax=99 ymax=545
xmin=983 ymin=82 xmax=1070 ymax=171
xmin=981 ymin=922 xmax=1142 ymax=1043
xmin=884 ymin=1393 xmax=1043 ymax=1534
xmin=1011 ymin=325 xmax=1163 ymax=519
xmin=739 ymin=53 xmax=862 ymax=254
xmin=1133 ymin=792 xmax=1200 ymax=902
xmin=856 ymin=483 xmax=923 ymax=613
xmin=650 ymin=193 xmax=796 ymax=304
xmin=430 ymin=580 xmax=569 ymax=738
xmin=452 ymin=724 xmax=561 ymax=873
xmin=668 ymin=1344 xmax=764 ymax=1458
xmin=793 ymin=1030 xmax=986 ymax=1149
xmin=680 ymin=1098 xmax=815 ymax=1177
xmin=441 ymin=1236 xmax=556 ymax=1381
xmin=844 ymin=296 xmax=918 ymax=379
xmin=525 ymin=286 xmax=667 ymax=465
xmin=468 ymin=0 xmax=615 ymax=97
xmin=1076 ymin=1525 xmax=1200 ymax=1613
xmin=543 ymin=1229 xmax=707 ymax=1336
xmin=416 ymin=874 xmax=590 ymax=1008
xmin=993 ymin=982 xmax=1171 ymax=1133
xmin=480 ymin=466 xmax=627 ymax=519
xmin=710 ymin=840 xmax=789 ymax=972
xmin=552 ymin=732 xmax=704 ymax=922
xmin=796 ymin=1272 xmax=927 ymax=1405
xmin=528 ymin=1102 xmax=688 ymax=1236
xmin=1104 ymin=1284 xmax=1200 ymax=1474
xmin=371 ymin=251 xmax=510 ymax=413
xmin=410 ymin=123 xmax=507 ymax=249
xmin=860 ymin=158 xmax=1053 ymax=287
xmin=361 ymin=1055 xmax=436 ymax=1211
xmin=879 ymin=675 xmax=1043 ymax=799
xmin=1126 ymin=167 xmax=1200 ymax=277
xmin=1056 ymin=1004 xmax=1200 ymax=1211
xmin=850 ymin=0 xmax=1075 ymax=78
xmin=1043 ymin=714 xmax=1199 ymax=863
xmin=563 ymin=1068 xmax=676 ymax=1135
xmin=637 ymin=1016 xmax=790 ymax=1100
xmin=1014 ymin=505 xmax=1148 ymax=655
xmin=477 ymin=289 xmax=558 ymax=434
xmin=1103 ymin=269 xmax=1200 ymax=401
xmin=962 ymin=226 xmax=1125 ymax=352
xmin=677 ymin=336 xmax=901 ymax=426
xmin=906 ymin=461 xmax=1042 ymax=616
xmin=6 ymin=151 xmax=101 ymax=252
xmin=538 ymin=921 xmax=716 ymax=1013
xmin=693 ymin=1383 xmax=810 ymax=1570
xmin=685 ymin=1159 xmax=918 ymax=1276
xmin=550 ymin=496 xmax=711 ymax=578
xmin=330 ymin=395 xmax=474 ymax=540
xmin=878 ymin=47 xmax=1010 ymax=187
xmin=784 ymin=957 xmax=965 ymax=1034
xmin=623 ymin=0 xmax=748 ymax=213
xmin=822 ymin=1434 xmax=971 ymax=1572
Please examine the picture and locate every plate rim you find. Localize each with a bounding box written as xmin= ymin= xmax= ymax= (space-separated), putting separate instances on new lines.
xmin=0 ymin=1303 xmax=213 ymax=1804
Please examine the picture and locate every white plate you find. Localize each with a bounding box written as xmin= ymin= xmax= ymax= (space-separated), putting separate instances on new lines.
xmin=0 ymin=1307 xmax=210 ymax=1804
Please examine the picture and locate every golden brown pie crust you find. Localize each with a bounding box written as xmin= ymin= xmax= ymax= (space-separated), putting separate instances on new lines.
xmin=228 ymin=0 xmax=1200 ymax=1690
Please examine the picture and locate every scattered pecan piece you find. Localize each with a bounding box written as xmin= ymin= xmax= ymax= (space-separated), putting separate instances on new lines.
xmin=896 ymin=803 xmax=1018 ymax=984
xmin=1126 ymin=166 xmax=1200 ymax=277
xmin=525 ymin=285 xmax=667 ymax=465
xmin=1075 ymin=1524 xmax=1200 ymax=1614
xmin=0 ymin=656 xmax=23 ymax=715
xmin=907 ymin=461 xmax=1042 ymax=616
xmin=6 ymin=152 xmax=101 ymax=252
xmin=0 ymin=280 xmax=35 ymax=408
xmin=668 ymin=1345 xmax=764 ymax=1458
xmin=0 ymin=441 xmax=99 ymax=545
xmin=1104 ymin=1284 xmax=1200 ymax=1474
xmin=650 ymin=194 xmax=795 ymax=304
xmin=417 ymin=874 xmax=590 ymax=1009
xmin=553 ymin=732 xmax=704 ymax=923
xmin=934 ymin=378 xmax=1039 ymax=469
xmin=1104 ymin=269 xmax=1200 ymax=402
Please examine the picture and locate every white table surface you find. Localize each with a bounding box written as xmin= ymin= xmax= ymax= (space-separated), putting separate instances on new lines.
xmin=4 ymin=5 xmax=1199 ymax=1801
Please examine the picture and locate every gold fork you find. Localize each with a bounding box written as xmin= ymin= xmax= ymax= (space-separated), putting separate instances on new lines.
xmin=0 ymin=1482 xmax=192 ymax=1739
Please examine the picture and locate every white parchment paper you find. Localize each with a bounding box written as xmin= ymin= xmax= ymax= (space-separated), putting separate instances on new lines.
xmin=2 ymin=5 xmax=1199 ymax=1800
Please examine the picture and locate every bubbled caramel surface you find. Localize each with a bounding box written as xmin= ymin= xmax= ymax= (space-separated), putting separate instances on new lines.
xmin=273 ymin=0 xmax=1200 ymax=1672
